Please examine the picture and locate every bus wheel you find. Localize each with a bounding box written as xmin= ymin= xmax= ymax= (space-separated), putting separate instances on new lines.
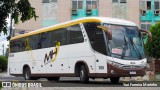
xmin=79 ymin=65 xmax=89 ymax=83
xmin=110 ymin=77 xmax=120 ymax=84
xmin=47 ymin=77 xmax=60 ymax=81
xmin=24 ymin=68 xmax=32 ymax=80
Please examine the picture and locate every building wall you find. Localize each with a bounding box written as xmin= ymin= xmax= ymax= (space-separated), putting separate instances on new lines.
xmin=42 ymin=0 xmax=58 ymax=27
xmin=127 ymin=0 xmax=140 ymax=27
xmin=99 ymin=0 xmax=140 ymax=27
xmin=57 ymin=0 xmax=71 ymax=23
xmin=99 ymin=0 xmax=112 ymax=17
xmin=15 ymin=0 xmax=42 ymax=35
xmin=15 ymin=0 xmax=144 ymax=35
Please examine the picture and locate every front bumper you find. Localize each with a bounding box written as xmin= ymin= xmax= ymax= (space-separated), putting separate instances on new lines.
xmin=107 ymin=63 xmax=146 ymax=77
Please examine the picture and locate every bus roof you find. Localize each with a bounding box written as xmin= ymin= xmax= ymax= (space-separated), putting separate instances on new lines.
xmin=11 ymin=17 xmax=137 ymax=40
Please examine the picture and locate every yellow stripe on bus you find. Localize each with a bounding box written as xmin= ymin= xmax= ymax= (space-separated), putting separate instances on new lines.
xmin=11 ymin=19 xmax=101 ymax=40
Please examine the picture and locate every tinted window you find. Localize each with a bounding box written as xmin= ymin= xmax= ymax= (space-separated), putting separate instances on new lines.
xmin=10 ymin=38 xmax=26 ymax=53
xmin=53 ymin=28 xmax=67 ymax=46
xmin=28 ymin=34 xmax=40 ymax=50
xmin=84 ymin=22 xmax=107 ymax=55
xmin=67 ymin=24 xmax=84 ymax=44
xmin=10 ymin=40 xmax=18 ymax=53
xmin=39 ymin=32 xmax=52 ymax=48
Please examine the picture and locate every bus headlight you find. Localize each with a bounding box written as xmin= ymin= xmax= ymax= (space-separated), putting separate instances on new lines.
xmin=107 ymin=60 xmax=123 ymax=67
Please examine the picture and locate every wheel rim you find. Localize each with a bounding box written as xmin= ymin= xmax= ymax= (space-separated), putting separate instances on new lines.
xmin=80 ymin=69 xmax=84 ymax=79
xmin=25 ymin=70 xmax=29 ymax=80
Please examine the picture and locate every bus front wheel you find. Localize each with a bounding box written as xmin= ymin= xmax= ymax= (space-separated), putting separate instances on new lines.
xmin=79 ymin=65 xmax=89 ymax=83
xmin=110 ymin=77 xmax=120 ymax=84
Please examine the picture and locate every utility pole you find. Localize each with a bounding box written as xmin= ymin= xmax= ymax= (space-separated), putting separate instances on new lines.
xmin=2 ymin=44 xmax=4 ymax=56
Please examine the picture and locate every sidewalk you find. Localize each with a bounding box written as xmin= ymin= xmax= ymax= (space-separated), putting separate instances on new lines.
xmin=0 ymin=72 xmax=8 ymax=77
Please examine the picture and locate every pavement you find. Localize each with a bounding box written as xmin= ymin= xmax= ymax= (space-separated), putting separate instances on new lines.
xmin=0 ymin=72 xmax=9 ymax=77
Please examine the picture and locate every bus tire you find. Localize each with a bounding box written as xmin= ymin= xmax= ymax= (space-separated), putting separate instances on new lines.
xmin=110 ymin=77 xmax=120 ymax=84
xmin=47 ymin=77 xmax=60 ymax=81
xmin=24 ymin=68 xmax=32 ymax=80
xmin=79 ymin=65 xmax=89 ymax=83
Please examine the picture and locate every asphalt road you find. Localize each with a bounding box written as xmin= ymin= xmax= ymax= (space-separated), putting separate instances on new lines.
xmin=0 ymin=76 xmax=123 ymax=86
xmin=1 ymin=76 xmax=160 ymax=90
xmin=0 ymin=76 xmax=160 ymax=87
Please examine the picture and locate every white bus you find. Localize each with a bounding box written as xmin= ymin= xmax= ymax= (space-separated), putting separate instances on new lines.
xmin=8 ymin=17 xmax=152 ymax=83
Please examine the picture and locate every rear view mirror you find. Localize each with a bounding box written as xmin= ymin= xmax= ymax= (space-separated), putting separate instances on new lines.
xmin=97 ymin=26 xmax=112 ymax=40
xmin=139 ymin=29 xmax=152 ymax=42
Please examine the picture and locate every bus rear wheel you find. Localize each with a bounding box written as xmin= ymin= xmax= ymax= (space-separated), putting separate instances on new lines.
xmin=79 ymin=65 xmax=89 ymax=83
xmin=24 ymin=68 xmax=32 ymax=80
xmin=110 ymin=77 xmax=120 ymax=84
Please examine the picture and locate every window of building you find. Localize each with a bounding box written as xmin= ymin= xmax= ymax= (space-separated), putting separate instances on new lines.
xmin=78 ymin=0 xmax=83 ymax=9
xmin=67 ymin=24 xmax=84 ymax=44
xmin=42 ymin=0 xmax=50 ymax=3
xmin=72 ymin=1 xmax=77 ymax=9
xmin=112 ymin=0 xmax=118 ymax=3
xmin=120 ymin=0 xmax=126 ymax=3
xmin=140 ymin=1 xmax=146 ymax=10
xmin=141 ymin=22 xmax=151 ymax=30
xmin=147 ymin=1 xmax=151 ymax=10
xmin=112 ymin=0 xmax=126 ymax=3
xmin=155 ymin=1 xmax=160 ymax=9
xmin=86 ymin=0 xmax=98 ymax=9
xmin=72 ymin=0 xmax=83 ymax=9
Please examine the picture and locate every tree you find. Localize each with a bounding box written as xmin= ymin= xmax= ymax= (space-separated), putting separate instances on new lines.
xmin=0 ymin=56 xmax=8 ymax=72
xmin=145 ymin=22 xmax=160 ymax=73
xmin=145 ymin=22 xmax=160 ymax=59
xmin=0 ymin=0 xmax=38 ymax=35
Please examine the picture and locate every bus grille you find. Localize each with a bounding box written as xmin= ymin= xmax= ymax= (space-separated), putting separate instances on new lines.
xmin=120 ymin=65 xmax=143 ymax=70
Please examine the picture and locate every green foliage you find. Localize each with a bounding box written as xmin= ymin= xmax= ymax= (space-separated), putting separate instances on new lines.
xmin=145 ymin=22 xmax=160 ymax=59
xmin=0 ymin=56 xmax=8 ymax=72
xmin=0 ymin=0 xmax=38 ymax=35
xmin=0 ymin=82 xmax=2 ymax=89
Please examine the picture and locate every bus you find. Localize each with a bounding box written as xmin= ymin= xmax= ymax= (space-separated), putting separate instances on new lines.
xmin=8 ymin=17 xmax=152 ymax=84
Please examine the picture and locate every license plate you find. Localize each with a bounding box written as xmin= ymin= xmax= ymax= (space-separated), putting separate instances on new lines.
xmin=130 ymin=71 xmax=136 ymax=74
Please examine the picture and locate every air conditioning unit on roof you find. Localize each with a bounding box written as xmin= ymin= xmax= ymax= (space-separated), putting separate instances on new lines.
xmin=72 ymin=9 xmax=78 ymax=15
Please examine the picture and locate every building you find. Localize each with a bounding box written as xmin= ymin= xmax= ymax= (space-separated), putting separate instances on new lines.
xmin=140 ymin=0 xmax=160 ymax=30
xmin=14 ymin=0 xmax=160 ymax=35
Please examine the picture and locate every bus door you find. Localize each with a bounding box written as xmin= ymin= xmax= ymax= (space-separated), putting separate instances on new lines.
xmin=91 ymin=28 xmax=108 ymax=73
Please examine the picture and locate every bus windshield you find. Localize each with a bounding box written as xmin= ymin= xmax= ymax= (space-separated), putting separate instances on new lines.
xmin=104 ymin=24 xmax=145 ymax=60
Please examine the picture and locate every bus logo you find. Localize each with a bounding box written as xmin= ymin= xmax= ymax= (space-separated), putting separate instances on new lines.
xmin=44 ymin=42 xmax=60 ymax=65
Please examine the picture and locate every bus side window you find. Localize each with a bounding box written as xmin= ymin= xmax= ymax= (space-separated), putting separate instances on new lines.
xmin=10 ymin=38 xmax=26 ymax=53
xmin=39 ymin=32 xmax=52 ymax=49
xmin=84 ymin=22 xmax=107 ymax=55
xmin=29 ymin=34 xmax=40 ymax=50
xmin=10 ymin=40 xmax=17 ymax=53
xmin=67 ymin=24 xmax=84 ymax=44
xmin=52 ymin=28 xmax=67 ymax=46
xmin=18 ymin=38 xmax=26 ymax=52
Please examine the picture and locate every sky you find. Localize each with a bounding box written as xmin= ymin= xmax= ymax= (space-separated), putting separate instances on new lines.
xmin=0 ymin=15 xmax=11 ymax=55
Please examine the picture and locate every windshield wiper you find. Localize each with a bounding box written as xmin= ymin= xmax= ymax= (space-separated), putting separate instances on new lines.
xmin=129 ymin=37 xmax=142 ymax=59
xmin=121 ymin=36 xmax=128 ymax=59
